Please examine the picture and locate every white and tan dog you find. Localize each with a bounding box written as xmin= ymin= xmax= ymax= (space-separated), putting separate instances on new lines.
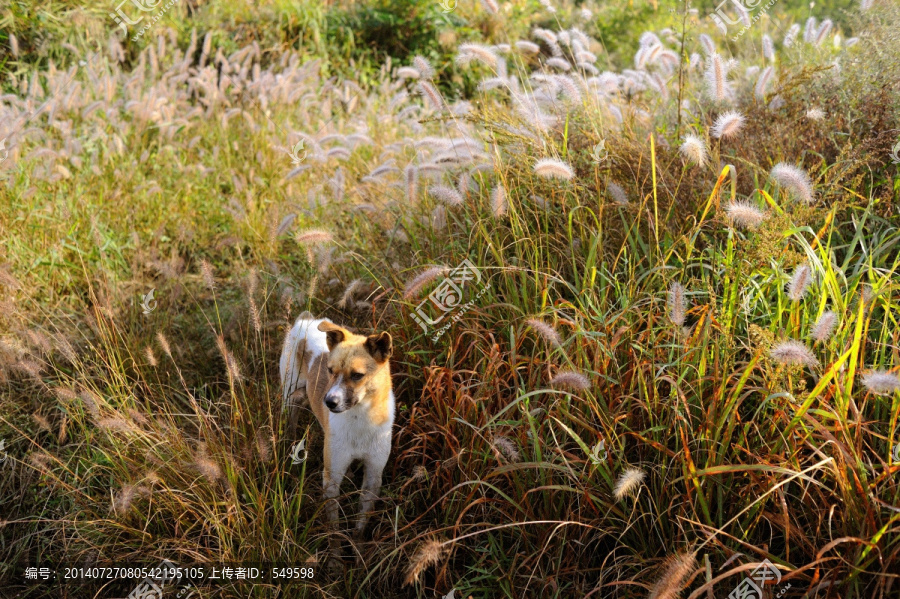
xmin=280 ymin=312 xmax=395 ymax=537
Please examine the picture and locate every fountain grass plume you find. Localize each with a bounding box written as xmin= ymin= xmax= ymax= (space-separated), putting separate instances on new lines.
xmin=614 ymin=467 xmax=645 ymax=500
xmin=534 ymin=158 xmax=574 ymax=180
xmin=770 ymin=339 xmax=819 ymax=367
xmin=712 ymin=111 xmax=745 ymax=139
xmin=811 ymin=310 xmax=838 ymax=342
xmin=725 ymin=201 xmax=767 ymax=229
xmin=668 ymin=282 xmax=686 ymax=326
xmin=704 ymin=54 xmax=731 ymax=103
xmin=679 ymin=134 xmax=707 ymax=166
xmin=787 ymin=264 xmax=813 ymax=300
xmin=770 ymin=163 xmax=815 ymax=203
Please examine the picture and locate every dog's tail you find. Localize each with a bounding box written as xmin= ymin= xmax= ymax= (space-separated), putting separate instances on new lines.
xmin=279 ymin=311 xmax=315 ymax=411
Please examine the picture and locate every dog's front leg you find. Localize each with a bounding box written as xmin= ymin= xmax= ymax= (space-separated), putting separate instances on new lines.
xmin=324 ymin=448 xmax=352 ymax=558
xmin=355 ymin=454 xmax=387 ymax=537
xmin=323 ymin=449 xmax=351 ymax=524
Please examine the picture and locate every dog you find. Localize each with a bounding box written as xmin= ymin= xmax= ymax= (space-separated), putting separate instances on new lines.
xmin=280 ymin=312 xmax=395 ymax=538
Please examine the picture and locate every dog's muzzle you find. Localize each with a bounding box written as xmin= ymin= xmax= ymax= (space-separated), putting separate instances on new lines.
xmin=324 ymin=395 xmax=341 ymax=412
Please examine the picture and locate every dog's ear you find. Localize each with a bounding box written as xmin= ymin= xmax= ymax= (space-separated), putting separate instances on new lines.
xmin=364 ymin=331 xmax=393 ymax=363
xmin=318 ymin=321 xmax=346 ymax=351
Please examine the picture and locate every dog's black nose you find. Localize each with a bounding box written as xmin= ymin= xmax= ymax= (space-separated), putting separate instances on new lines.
xmin=324 ymin=397 xmax=338 ymax=410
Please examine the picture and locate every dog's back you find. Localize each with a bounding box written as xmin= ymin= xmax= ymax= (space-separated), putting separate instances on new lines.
xmin=280 ymin=313 xmax=332 ymax=434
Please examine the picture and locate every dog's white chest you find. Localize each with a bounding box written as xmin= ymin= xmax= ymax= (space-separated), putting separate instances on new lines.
xmin=328 ymin=395 xmax=394 ymax=461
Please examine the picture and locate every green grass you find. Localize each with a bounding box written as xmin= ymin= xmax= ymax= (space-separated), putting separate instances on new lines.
xmin=1 ymin=0 xmax=899 ymax=597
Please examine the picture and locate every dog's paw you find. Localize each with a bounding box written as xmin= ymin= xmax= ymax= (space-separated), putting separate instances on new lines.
xmin=326 ymin=555 xmax=345 ymax=576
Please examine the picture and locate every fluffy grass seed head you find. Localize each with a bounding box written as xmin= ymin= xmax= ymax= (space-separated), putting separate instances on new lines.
xmin=614 ymin=467 xmax=646 ymax=500
xmin=806 ymin=108 xmax=825 ymax=121
xmin=784 ymin=23 xmax=801 ymax=47
xmin=456 ymin=43 xmax=499 ymax=69
xmin=480 ymin=0 xmax=499 ymax=14
xmin=338 ymin=278 xmax=363 ymax=310
xmin=199 ymin=259 xmax=216 ymax=290
xmin=405 ymin=164 xmax=419 ymax=202
xmin=156 ymin=331 xmax=172 ymax=359
xmin=770 ymin=163 xmax=815 ymax=204
xmin=546 ymin=57 xmax=572 ymax=71
xmin=395 ymin=67 xmax=421 ymax=80
xmin=515 ymin=40 xmax=541 ymax=55
xmin=725 ymin=201 xmax=767 ymax=229
xmin=755 ymin=66 xmax=774 ymax=100
xmin=429 ymin=185 xmax=464 ymax=207
xmin=770 ymin=339 xmax=819 ymax=367
xmin=733 ymin=1 xmax=751 ymax=26
xmin=539 ymin=0 xmax=557 ymax=13
xmin=403 ymin=266 xmax=448 ymax=300
xmin=704 ymin=54 xmax=731 ymax=103
xmin=811 ymin=310 xmax=838 ymax=342
xmin=649 ymin=552 xmax=698 ymax=599
xmin=112 ymin=484 xmax=141 ymax=515
xmin=607 ymin=181 xmax=629 ymax=205
xmin=550 ymin=369 xmax=590 ymax=390
xmin=815 ymin=19 xmax=833 ymax=46
xmin=679 ymin=134 xmax=707 ymax=166
xmin=762 ymin=34 xmax=775 ymax=61
xmin=193 ymin=451 xmax=223 ymax=482
xmin=787 ymin=264 xmax=812 ymax=301
xmin=668 ymin=282 xmax=686 ymax=327
xmin=144 ymin=346 xmax=158 ymax=367
xmin=711 ymin=111 xmax=745 ymax=139
xmin=417 ymin=80 xmax=444 ymax=111
xmin=533 ymin=158 xmax=574 ymax=180
xmin=526 ymin=318 xmax=562 ymax=347
xmin=404 ymin=538 xmax=448 ymax=586
xmin=491 ymin=184 xmax=508 ymax=217
xmin=413 ymin=55 xmax=434 ymax=79
xmin=295 ymin=229 xmax=333 ymax=245
xmin=861 ymin=370 xmax=900 ymax=396
xmin=492 ymin=436 xmax=521 ymax=463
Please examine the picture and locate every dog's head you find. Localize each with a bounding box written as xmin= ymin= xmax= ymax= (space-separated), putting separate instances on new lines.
xmin=317 ymin=321 xmax=392 ymax=413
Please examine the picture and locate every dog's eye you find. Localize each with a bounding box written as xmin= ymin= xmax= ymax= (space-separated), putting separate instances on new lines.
xmin=350 ymin=372 xmax=364 ymax=382
xmin=327 ymin=367 xmax=334 ymax=375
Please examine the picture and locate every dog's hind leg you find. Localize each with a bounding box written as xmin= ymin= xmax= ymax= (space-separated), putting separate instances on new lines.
xmin=285 ymin=388 xmax=306 ymax=439
xmin=282 ymin=337 xmax=309 ymax=439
